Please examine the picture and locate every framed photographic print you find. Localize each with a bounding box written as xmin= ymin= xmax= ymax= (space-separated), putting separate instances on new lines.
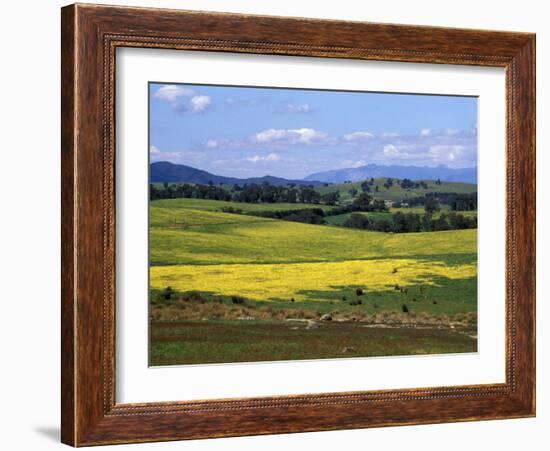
xmin=61 ymin=3 xmax=536 ymax=446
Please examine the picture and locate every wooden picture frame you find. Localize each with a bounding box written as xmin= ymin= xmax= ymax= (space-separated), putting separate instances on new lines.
xmin=61 ymin=3 xmax=535 ymax=446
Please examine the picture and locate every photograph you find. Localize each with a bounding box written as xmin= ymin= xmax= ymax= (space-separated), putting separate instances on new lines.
xmin=148 ymin=82 xmax=479 ymax=366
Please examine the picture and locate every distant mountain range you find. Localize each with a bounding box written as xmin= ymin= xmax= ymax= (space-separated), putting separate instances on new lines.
xmin=150 ymin=161 xmax=324 ymax=186
xmin=151 ymin=161 xmax=477 ymax=186
xmin=304 ymin=164 xmax=477 ymax=184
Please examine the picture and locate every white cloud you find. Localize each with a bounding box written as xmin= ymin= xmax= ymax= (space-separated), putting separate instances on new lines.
xmin=149 ymin=145 xmax=160 ymax=155
xmin=281 ymin=103 xmax=313 ymax=114
xmin=153 ymin=85 xmax=212 ymax=113
xmin=253 ymin=128 xmax=328 ymax=145
xmin=153 ymin=85 xmax=194 ymax=103
xmin=206 ymin=139 xmax=219 ymax=149
xmin=420 ymin=128 xmax=431 ymax=136
xmin=343 ymin=131 xmax=374 ymax=141
xmin=266 ymin=153 xmax=281 ymax=161
xmin=254 ymin=129 xmax=288 ymax=142
xmin=292 ymin=128 xmax=327 ymax=144
xmin=429 ymin=145 xmax=474 ymax=163
xmin=247 ymin=153 xmax=281 ymax=163
xmin=381 ymin=132 xmax=400 ymax=138
xmin=342 ymin=159 xmax=367 ymax=168
xmin=189 ymin=95 xmax=211 ymax=113
xmin=383 ymin=144 xmax=400 ymax=156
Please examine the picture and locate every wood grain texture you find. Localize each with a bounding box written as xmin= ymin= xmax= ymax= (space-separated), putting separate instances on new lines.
xmin=61 ymin=3 xmax=536 ymax=446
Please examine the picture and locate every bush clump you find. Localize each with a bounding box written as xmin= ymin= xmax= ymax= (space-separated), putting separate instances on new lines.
xmin=231 ymin=295 xmax=246 ymax=305
xmin=162 ymin=286 xmax=174 ymax=300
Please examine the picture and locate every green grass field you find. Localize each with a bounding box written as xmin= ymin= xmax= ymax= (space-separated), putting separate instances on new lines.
xmin=151 ymin=320 xmax=476 ymax=365
xmin=317 ymin=178 xmax=477 ymax=202
xmin=152 ymin=198 xmax=334 ymax=214
xmin=149 ymin=197 xmax=478 ymax=365
xmin=150 ymin=200 xmax=476 ymax=265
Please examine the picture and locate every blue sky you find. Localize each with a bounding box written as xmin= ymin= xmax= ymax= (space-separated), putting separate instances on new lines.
xmin=149 ymin=83 xmax=478 ymax=179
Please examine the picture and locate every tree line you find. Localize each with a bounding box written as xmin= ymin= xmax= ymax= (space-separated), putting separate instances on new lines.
xmin=150 ymin=182 xmax=336 ymax=205
xmin=150 ymin=182 xmax=231 ymax=201
xmin=343 ymin=211 xmax=476 ymax=233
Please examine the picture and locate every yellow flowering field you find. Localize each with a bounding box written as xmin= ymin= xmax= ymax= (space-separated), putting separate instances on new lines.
xmin=150 ymin=257 xmax=476 ymax=303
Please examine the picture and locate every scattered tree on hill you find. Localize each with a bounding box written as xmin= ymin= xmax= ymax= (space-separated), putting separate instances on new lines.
xmin=320 ymin=191 xmax=340 ymax=206
xmin=400 ymin=178 xmax=415 ymax=189
xmin=352 ymin=193 xmax=372 ymax=209
xmin=424 ymin=198 xmax=441 ymax=215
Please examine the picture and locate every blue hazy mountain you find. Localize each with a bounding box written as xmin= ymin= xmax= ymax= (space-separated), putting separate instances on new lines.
xmin=150 ymin=161 xmax=323 ymax=186
xmin=304 ymin=164 xmax=477 ymax=184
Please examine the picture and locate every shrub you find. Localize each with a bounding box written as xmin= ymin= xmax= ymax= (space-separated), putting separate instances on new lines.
xmin=231 ymin=295 xmax=246 ymax=304
xmin=402 ymin=304 xmax=409 ymax=313
xmin=355 ymin=288 xmax=364 ymax=296
xmin=163 ymin=286 xmax=174 ymax=300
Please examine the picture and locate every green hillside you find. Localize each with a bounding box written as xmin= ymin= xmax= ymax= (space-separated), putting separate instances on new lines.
xmin=316 ymin=178 xmax=476 ymax=203
xmin=150 ymin=199 xmax=476 ymax=266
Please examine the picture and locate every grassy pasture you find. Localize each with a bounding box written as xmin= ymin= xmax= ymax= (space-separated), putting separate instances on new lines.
xmin=151 ymin=320 xmax=476 ymax=365
xmin=150 ymin=199 xmax=476 ymax=265
xmin=316 ymin=178 xmax=477 ymax=202
xmin=152 ymin=198 xmax=334 ymax=214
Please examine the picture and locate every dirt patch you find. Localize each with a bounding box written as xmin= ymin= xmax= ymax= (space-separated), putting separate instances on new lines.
xmin=151 ymin=298 xmax=476 ymax=329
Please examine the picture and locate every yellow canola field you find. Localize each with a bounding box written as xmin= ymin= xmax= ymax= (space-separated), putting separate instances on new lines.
xmin=150 ymin=258 xmax=477 ymax=302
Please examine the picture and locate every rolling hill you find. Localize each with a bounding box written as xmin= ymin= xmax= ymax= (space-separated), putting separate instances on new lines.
xmin=316 ymin=178 xmax=477 ymax=203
